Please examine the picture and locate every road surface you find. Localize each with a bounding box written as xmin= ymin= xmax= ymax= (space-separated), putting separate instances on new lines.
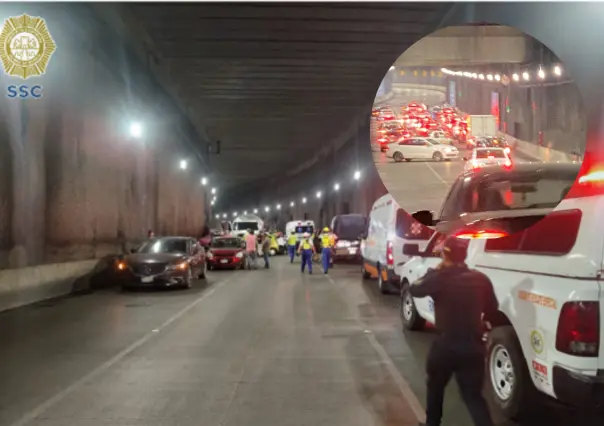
xmin=0 ymin=257 xmax=600 ymax=426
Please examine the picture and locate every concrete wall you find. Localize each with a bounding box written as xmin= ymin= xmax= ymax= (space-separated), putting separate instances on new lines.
xmin=0 ymin=5 xmax=208 ymax=272
xmin=450 ymin=77 xmax=586 ymax=154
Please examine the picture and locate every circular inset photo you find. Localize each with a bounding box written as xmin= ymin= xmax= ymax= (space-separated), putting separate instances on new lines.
xmin=371 ymin=24 xmax=585 ymax=238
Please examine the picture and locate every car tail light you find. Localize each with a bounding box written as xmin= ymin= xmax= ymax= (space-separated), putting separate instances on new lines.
xmin=454 ymin=229 xmax=509 ymax=239
xmin=556 ymin=301 xmax=600 ymax=357
xmin=386 ymin=241 xmax=394 ymax=266
xmin=504 ymin=159 xmax=512 ymax=167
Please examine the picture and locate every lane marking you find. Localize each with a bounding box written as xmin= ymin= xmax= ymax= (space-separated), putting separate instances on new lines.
xmin=424 ymin=162 xmax=450 ymax=186
xmin=327 ymin=275 xmax=426 ymax=423
xmin=8 ymin=276 xmax=236 ymax=426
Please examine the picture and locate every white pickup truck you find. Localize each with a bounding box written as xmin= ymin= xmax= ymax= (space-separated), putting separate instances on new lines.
xmin=399 ymin=155 xmax=604 ymax=420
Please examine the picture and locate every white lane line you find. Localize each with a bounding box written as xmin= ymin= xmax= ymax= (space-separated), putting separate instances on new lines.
xmin=8 ymin=276 xmax=236 ymax=426
xmin=424 ymin=162 xmax=450 ymax=186
xmin=326 ymin=275 xmax=426 ymax=423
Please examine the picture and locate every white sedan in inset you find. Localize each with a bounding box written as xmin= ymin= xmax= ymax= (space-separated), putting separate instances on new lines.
xmin=463 ymin=147 xmax=512 ymax=171
xmin=386 ymin=137 xmax=459 ymax=162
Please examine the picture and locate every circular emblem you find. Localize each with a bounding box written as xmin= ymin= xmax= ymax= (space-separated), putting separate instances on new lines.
xmin=0 ymin=14 xmax=57 ymax=79
xmin=530 ymin=330 xmax=544 ymax=354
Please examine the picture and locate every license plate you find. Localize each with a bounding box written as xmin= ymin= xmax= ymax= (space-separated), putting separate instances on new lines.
xmin=141 ymin=276 xmax=153 ymax=283
xmin=220 ymin=259 xmax=228 ymax=264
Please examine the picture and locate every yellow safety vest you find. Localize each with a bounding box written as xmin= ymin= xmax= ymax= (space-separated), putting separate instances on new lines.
xmin=287 ymin=235 xmax=298 ymax=246
xmin=321 ymin=234 xmax=334 ymax=248
xmin=300 ymin=239 xmax=312 ymax=250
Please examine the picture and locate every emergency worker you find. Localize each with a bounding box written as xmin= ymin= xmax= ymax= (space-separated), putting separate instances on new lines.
xmin=319 ymin=227 xmax=335 ymax=274
xmin=409 ymin=236 xmax=498 ymax=426
xmin=297 ymin=232 xmax=315 ymax=274
xmin=287 ymin=231 xmax=297 ymax=263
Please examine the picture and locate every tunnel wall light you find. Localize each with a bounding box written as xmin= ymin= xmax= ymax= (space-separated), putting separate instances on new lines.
xmin=334 ymin=183 xmax=340 ymax=191
xmin=179 ymin=160 xmax=188 ymax=170
xmin=276 ymin=204 xmax=281 ymax=210
xmin=290 ymin=201 xmax=295 ymax=207
xmin=316 ymin=191 xmax=322 ymax=199
xmin=253 ymin=209 xmax=258 ymax=214
xmin=441 ymin=65 xmax=565 ymax=85
xmin=211 ymin=188 xmax=217 ymax=195
xmin=302 ymin=197 xmax=307 ymax=204
xmin=201 ymin=177 xmax=208 ymax=186
xmin=353 ymin=170 xmax=361 ymax=180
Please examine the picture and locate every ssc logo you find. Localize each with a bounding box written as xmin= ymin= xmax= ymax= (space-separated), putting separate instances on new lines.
xmin=530 ymin=330 xmax=544 ymax=355
xmin=0 ymin=14 xmax=57 ymax=79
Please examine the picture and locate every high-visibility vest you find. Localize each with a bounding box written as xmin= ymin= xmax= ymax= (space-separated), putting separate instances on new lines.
xmin=321 ymin=233 xmax=335 ymax=248
xmin=287 ymin=235 xmax=298 ymax=246
xmin=300 ymin=239 xmax=312 ymax=250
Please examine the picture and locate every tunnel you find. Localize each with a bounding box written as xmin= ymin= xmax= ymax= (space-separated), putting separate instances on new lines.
xmin=0 ymin=3 xmax=603 ymax=426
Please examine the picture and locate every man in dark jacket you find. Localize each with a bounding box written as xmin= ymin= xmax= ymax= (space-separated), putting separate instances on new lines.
xmin=409 ymin=236 xmax=498 ymax=426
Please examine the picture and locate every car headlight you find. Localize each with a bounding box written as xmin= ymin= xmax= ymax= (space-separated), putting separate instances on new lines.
xmin=336 ymin=241 xmax=351 ymax=248
xmin=116 ymin=261 xmax=127 ymax=271
xmin=235 ymin=252 xmax=244 ymax=258
xmin=168 ymin=261 xmax=188 ymax=271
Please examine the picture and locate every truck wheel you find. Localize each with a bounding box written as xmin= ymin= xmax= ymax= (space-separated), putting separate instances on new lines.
xmin=377 ymin=265 xmax=390 ymax=294
xmin=400 ymin=282 xmax=425 ymax=330
xmin=361 ymin=261 xmax=371 ymax=279
xmin=486 ymin=326 xmax=537 ymax=421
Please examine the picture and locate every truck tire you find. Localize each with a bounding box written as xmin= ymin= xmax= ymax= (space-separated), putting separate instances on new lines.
xmin=400 ymin=282 xmax=425 ymax=331
xmin=486 ymin=326 xmax=537 ymax=421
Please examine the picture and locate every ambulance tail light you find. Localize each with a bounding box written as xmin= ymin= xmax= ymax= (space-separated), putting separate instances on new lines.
xmin=386 ymin=241 xmax=394 ymax=266
xmin=556 ymin=301 xmax=600 ymax=357
xmin=504 ymin=159 xmax=512 ymax=168
xmin=565 ymin=150 xmax=604 ymax=198
xmin=454 ymin=229 xmax=509 ymax=239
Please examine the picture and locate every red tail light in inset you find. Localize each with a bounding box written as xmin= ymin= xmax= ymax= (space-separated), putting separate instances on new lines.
xmin=386 ymin=241 xmax=394 ymax=266
xmin=556 ymin=301 xmax=600 ymax=357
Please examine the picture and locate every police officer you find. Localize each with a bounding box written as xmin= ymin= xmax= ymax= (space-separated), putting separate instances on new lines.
xmin=319 ymin=227 xmax=335 ymax=274
xmin=409 ymin=236 xmax=498 ymax=426
xmin=287 ymin=231 xmax=297 ymax=263
xmin=298 ymin=232 xmax=315 ymax=274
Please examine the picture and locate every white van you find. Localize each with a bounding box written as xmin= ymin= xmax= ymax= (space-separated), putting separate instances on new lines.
xmin=285 ymin=220 xmax=315 ymax=243
xmin=360 ymin=193 xmax=434 ymax=294
xmin=399 ymin=156 xmax=604 ymax=420
xmin=232 ymin=214 xmax=264 ymax=238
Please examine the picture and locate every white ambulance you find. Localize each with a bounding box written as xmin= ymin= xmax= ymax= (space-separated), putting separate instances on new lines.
xmin=360 ymin=193 xmax=434 ymax=294
xmin=399 ymin=156 xmax=604 ymax=419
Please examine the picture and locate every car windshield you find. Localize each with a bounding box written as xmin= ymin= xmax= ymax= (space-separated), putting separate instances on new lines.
xmin=476 ymin=149 xmax=506 ymax=159
xmin=295 ymin=226 xmax=314 ymax=234
xmin=233 ymin=221 xmax=259 ymax=231
xmin=212 ymin=238 xmax=241 ymax=248
xmin=333 ymin=215 xmax=367 ymax=241
xmin=466 ymin=169 xmax=578 ymax=211
xmin=138 ymin=238 xmax=188 ymax=254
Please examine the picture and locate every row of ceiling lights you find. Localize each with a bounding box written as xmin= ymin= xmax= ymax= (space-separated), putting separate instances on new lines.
xmin=440 ymin=64 xmax=564 ymax=83
xmin=214 ymin=170 xmax=363 ymax=220
xmin=128 ymin=122 xmax=218 ymax=206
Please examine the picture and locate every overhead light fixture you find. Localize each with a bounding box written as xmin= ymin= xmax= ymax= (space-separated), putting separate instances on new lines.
xmin=265 ymin=206 xmax=270 ymax=212
xmin=222 ymin=213 xmax=227 ymax=218
xmin=233 ymin=212 xmax=237 ymax=217
xmin=129 ymin=122 xmax=142 ymax=138
xmin=353 ymin=170 xmax=361 ymax=180
xmin=276 ymin=204 xmax=281 ymax=210
xmin=494 ymin=74 xmax=501 ymax=81
xmin=253 ymin=209 xmax=258 ymax=214
xmin=290 ymin=201 xmax=295 ymax=207
xmin=302 ymin=197 xmax=307 ymax=204
xmin=243 ymin=211 xmax=247 ymax=215
xmin=211 ymin=188 xmax=217 ymax=195
xmin=486 ymin=74 xmax=493 ymax=81
xmin=179 ymin=160 xmax=187 ymax=170
xmin=512 ymin=73 xmax=520 ymax=81
xmin=316 ymin=191 xmax=322 ymax=199
xmin=538 ymin=68 xmax=545 ymax=79
xmin=210 ymin=200 xmax=215 ymax=206
xmin=215 ymin=214 xmax=219 ymax=219
xmin=201 ymin=177 xmax=208 ymax=186
xmin=522 ymin=71 xmax=530 ymax=81
xmin=478 ymin=73 xmax=485 ymax=80
xmin=553 ymin=65 xmax=562 ymax=76
xmin=334 ymin=183 xmax=340 ymax=191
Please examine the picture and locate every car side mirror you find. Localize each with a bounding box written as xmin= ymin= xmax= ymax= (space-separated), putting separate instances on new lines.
xmin=412 ymin=210 xmax=434 ymax=227
xmin=402 ymin=243 xmax=421 ymax=256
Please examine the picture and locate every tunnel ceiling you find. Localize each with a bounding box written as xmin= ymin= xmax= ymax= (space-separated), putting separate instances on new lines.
xmin=129 ymin=3 xmax=447 ymax=192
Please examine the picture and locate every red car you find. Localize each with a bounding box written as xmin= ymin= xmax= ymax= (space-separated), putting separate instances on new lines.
xmin=206 ymin=236 xmax=246 ymax=270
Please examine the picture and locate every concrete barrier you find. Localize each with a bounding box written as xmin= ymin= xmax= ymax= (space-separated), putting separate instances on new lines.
xmin=500 ymin=132 xmax=575 ymax=163
xmin=0 ymin=256 xmax=117 ymax=313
